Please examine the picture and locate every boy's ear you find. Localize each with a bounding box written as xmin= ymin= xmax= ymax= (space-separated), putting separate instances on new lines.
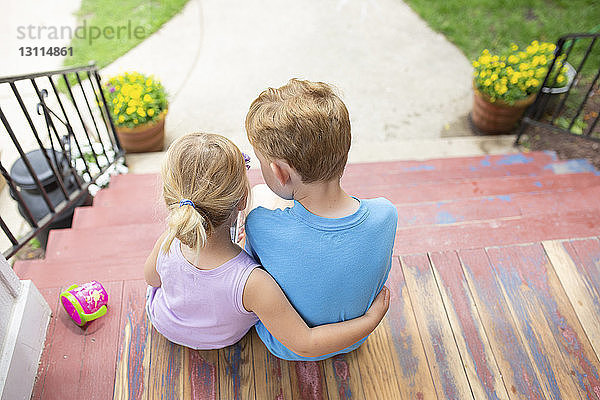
xmin=270 ymin=160 xmax=291 ymax=187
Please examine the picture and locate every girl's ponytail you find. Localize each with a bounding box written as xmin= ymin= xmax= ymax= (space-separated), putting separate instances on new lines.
xmin=162 ymin=200 xmax=210 ymax=254
xmin=160 ymin=132 xmax=249 ymax=255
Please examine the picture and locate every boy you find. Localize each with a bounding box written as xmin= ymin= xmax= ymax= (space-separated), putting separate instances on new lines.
xmin=244 ymin=79 xmax=397 ymax=361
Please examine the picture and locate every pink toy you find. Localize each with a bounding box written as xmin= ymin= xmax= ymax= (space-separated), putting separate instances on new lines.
xmin=60 ymin=280 xmax=108 ymax=326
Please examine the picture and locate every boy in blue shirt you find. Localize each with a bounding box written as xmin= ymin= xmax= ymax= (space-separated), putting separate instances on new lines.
xmin=244 ymin=79 xmax=398 ymax=361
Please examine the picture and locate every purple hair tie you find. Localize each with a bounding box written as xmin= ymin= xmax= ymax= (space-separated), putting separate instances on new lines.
xmin=242 ymin=152 xmax=251 ymax=170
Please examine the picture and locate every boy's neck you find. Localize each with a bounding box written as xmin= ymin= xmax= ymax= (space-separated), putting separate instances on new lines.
xmin=293 ymin=179 xmax=359 ymax=218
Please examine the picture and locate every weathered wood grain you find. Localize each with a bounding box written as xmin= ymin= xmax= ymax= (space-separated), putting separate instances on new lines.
xmin=147 ymin=327 xmax=185 ymax=399
xmin=113 ymin=280 xmax=152 ymax=400
xmin=429 ymin=251 xmax=509 ymax=400
xmin=400 ymin=254 xmax=473 ymax=400
xmin=79 ymin=280 xmax=124 ymax=399
xmin=31 ymin=286 xmax=62 ymax=400
xmin=185 ymin=347 xmax=219 ymax=400
xmin=251 ymin=328 xmax=293 ymax=400
xmin=458 ymin=249 xmax=545 ymax=400
xmin=487 ymin=244 xmax=600 ymax=399
xmin=354 ymin=321 xmax=403 ymax=399
xmin=544 ymin=239 xmax=600 ymax=360
xmin=218 ymin=331 xmax=255 ymax=400
xmin=323 ymin=351 xmax=365 ymax=399
xmin=385 ymin=257 xmax=437 ymax=400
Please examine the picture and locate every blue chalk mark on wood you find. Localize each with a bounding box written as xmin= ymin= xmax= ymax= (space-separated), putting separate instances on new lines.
xmin=435 ymin=211 xmax=460 ymax=224
xmin=533 ymin=181 xmax=543 ymax=188
xmin=404 ymin=165 xmax=435 ymax=172
xmin=480 ymin=156 xmax=492 ymax=167
xmin=497 ymin=195 xmax=512 ymax=202
xmin=543 ymin=159 xmax=597 ymax=175
xmin=496 ymin=154 xmax=534 ymax=166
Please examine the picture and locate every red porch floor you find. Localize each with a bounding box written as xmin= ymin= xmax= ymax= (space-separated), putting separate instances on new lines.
xmin=13 ymin=151 xmax=600 ymax=399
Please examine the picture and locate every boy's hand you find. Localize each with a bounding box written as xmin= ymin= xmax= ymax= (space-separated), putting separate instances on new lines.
xmin=365 ymin=286 xmax=390 ymax=322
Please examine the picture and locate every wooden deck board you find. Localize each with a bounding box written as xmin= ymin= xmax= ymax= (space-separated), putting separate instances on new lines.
xmin=544 ymin=239 xmax=600 ymax=361
xmin=458 ymin=249 xmax=546 ymax=399
xmin=429 ymin=251 xmax=510 ymax=400
xmin=79 ymin=280 xmax=124 ymax=400
xmin=385 ymin=257 xmax=437 ymax=399
xmin=487 ymin=244 xmax=600 ymax=400
xmin=400 ymin=253 xmax=474 ymax=400
xmin=218 ymin=332 xmax=255 ymax=399
xmin=113 ymin=280 xmax=152 ymax=400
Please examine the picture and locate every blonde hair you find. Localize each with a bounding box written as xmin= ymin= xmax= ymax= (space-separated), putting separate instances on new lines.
xmin=161 ymin=132 xmax=248 ymax=253
xmin=245 ymin=78 xmax=351 ymax=183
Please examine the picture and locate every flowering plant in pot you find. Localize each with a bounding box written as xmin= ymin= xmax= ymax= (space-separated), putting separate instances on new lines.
xmin=471 ymin=40 xmax=570 ymax=134
xmin=103 ymin=72 xmax=168 ymax=152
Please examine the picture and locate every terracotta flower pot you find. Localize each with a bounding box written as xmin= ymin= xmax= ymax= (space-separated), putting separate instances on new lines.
xmin=115 ymin=111 xmax=166 ymax=153
xmin=471 ymin=87 xmax=536 ymax=135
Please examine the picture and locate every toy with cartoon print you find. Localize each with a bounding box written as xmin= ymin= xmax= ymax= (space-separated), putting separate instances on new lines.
xmin=60 ymin=280 xmax=108 ymax=326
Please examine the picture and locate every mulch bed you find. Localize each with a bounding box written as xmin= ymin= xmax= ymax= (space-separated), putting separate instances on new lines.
xmin=519 ymin=126 xmax=600 ymax=170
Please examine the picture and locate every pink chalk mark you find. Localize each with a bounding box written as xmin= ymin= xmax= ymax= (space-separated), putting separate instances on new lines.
xmin=295 ymin=362 xmax=324 ymax=400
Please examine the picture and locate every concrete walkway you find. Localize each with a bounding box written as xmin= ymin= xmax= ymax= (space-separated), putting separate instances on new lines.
xmin=102 ymin=0 xmax=475 ymax=155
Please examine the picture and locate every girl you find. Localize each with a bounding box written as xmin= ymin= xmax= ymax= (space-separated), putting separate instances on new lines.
xmin=144 ymin=132 xmax=389 ymax=357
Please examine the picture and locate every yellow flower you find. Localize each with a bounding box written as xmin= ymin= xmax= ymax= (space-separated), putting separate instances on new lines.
xmin=143 ymin=94 xmax=152 ymax=103
xmin=536 ymin=67 xmax=548 ymax=78
xmin=491 ymin=73 xmax=498 ymax=81
xmin=557 ymin=75 xmax=566 ymax=84
xmin=126 ymin=107 xmax=135 ymax=115
xmin=548 ymin=43 xmax=556 ymax=52
xmin=134 ymin=119 xmax=139 ymax=124
xmin=479 ymin=54 xmax=492 ymax=65
xmin=146 ymin=78 xmax=153 ymax=86
xmin=511 ymin=43 xmax=518 ymax=51
xmin=510 ymin=76 xmax=519 ymax=84
xmin=519 ymin=63 xmax=530 ymax=71
xmin=147 ymin=108 xmax=155 ymax=117
xmin=112 ymin=98 xmax=118 ymax=104
xmin=484 ymin=79 xmax=492 ymax=87
xmin=480 ymin=70 xmax=487 ymax=78
xmin=137 ymin=107 xmax=146 ymax=117
xmin=118 ymin=115 xmax=125 ymax=123
xmin=472 ymin=61 xmax=480 ymax=68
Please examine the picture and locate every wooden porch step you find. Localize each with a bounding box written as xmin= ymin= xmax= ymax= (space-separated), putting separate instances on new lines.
xmin=109 ymin=151 xmax=586 ymax=192
xmin=93 ymin=171 xmax=600 ymax=213
xmin=42 ymin=223 xmax=163 ymax=262
xmin=31 ymin=237 xmax=600 ymax=399
xmin=72 ymin=203 xmax=167 ymax=229
xmin=13 ymin=255 xmax=146 ymax=289
xmin=394 ymin=208 xmax=600 ymax=254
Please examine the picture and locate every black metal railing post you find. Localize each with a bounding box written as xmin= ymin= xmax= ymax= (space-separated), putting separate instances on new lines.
xmin=0 ymin=64 xmax=125 ymax=259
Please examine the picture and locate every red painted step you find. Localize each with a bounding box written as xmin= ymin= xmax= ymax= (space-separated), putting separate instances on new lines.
xmin=43 ymin=223 xmax=163 ymax=262
xmin=343 ymin=151 xmax=556 ymax=176
xmin=109 ymin=169 xmax=265 ymax=189
xmin=396 ymin=186 xmax=600 ymax=227
xmin=72 ymin=203 xmax=167 ymax=229
xmin=13 ymin=255 xmax=145 ymax=289
xmin=94 ymin=172 xmax=600 ymax=211
xmin=393 ymin=208 xmax=600 ymax=255
xmin=354 ymin=173 xmax=600 ymax=204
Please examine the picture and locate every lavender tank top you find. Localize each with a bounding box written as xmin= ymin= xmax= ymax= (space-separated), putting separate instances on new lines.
xmin=146 ymin=238 xmax=259 ymax=349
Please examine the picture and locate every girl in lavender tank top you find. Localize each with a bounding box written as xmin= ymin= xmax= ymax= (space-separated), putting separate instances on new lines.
xmin=144 ymin=133 xmax=389 ymax=355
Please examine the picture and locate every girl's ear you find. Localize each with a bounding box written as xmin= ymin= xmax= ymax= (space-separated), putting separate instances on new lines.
xmin=237 ymin=190 xmax=248 ymax=211
xmin=270 ymin=160 xmax=291 ymax=187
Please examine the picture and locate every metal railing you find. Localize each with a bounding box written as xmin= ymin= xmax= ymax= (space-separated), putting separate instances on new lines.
xmin=0 ymin=64 xmax=124 ymax=259
xmin=516 ymin=33 xmax=600 ymax=144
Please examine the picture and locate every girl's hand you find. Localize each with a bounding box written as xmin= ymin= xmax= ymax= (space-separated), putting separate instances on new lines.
xmin=365 ymin=286 xmax=390 ymax=323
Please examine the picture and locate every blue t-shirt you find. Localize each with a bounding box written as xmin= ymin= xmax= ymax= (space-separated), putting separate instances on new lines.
xmin=245 ymin=197 xmax=397 ymax=361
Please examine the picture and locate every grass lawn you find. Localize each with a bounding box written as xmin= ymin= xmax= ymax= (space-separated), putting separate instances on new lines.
xmin=63 ymin=0 xmax=190 ymax=69
xmin=404 ymin=0 xmax=599 ymax=72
